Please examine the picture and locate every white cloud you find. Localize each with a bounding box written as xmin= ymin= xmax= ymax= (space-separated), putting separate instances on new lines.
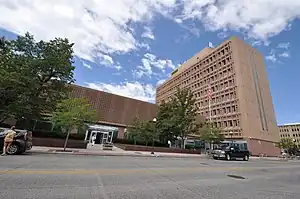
xmin=156 ymin=79 xmax=166 ymax=86
xmin=97 ymin=53 xmax=122 ymax=70
xmin=141 ymin=26 xmax=155 ymax=40
xmin=265 ymin=50 xmax=278 ymax=63
xmin=180 ymin=0 xmax=300 ymax=41
xmin=279 ymin=52 xmax=290 ymax=58
xmin=277 ymin=42 xmax=290 ymax=49
xmin=217 ymin=31 xmax=229 ymax=39
xmin=265 ymin=54 xmax=278 ymax=63
xmin=134 ymin=53 xmax=176 ymax=78
xmin=1 ymin=0 xmax=299 ymax=64
xmin=265 ymin=48 xmax=290 ymax=63
xmin=82 ymin=61 xmax=92 ymax=69
xmin=85 ymin=81 xmax=156 ymax=102
xmin=0 ymin=0 xmax=177 ymax=63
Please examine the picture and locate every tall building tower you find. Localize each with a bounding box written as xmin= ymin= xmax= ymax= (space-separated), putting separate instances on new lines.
xmin=156 ymin=37 xmax=280 ymax=156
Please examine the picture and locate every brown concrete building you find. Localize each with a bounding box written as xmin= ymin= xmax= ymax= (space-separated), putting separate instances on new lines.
xmin=70 ymin=84 xmax=157 ymax=139
xmin=278 ymin=123 xmax=300 ymax=146
xmin=156 ymin=36 xmax=280 ymax=156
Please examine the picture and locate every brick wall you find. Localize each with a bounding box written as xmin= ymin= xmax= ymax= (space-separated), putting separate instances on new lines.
xmin=70 ymin=85 xmax=157 ymax=126
xmin=247 ymin=138 xmax=280 ymax=157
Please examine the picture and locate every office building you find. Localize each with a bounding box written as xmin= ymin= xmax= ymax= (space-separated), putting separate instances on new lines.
xmin=156 ymin=37 xmax=280 ymax=156
xmin=278 ymin=123 xmax=300 ymax=146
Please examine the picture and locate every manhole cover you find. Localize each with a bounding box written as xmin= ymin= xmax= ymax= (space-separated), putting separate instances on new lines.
xmin=227 ymin=174 xmax=245 ymax=179
xmin=199 ymin=163 xmax=209 ymax=166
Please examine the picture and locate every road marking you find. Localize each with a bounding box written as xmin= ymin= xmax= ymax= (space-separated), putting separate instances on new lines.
xmin=0 ymin=167 xmax=255 ymax=175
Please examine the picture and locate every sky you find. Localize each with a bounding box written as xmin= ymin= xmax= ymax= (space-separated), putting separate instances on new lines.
xmin=0 ymin=0 xmax=299 ymax=125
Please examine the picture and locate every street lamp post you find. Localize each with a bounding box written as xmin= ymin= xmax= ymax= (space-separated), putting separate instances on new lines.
xmin=151 ymin=118 xmax=157 ymax=155
xmin=292 ymin=139 xmax=297 ymax=156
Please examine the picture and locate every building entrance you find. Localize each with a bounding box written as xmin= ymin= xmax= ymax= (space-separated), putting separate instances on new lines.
xmin=89 ymin=131 xmax=113 ymax=144
xmin=84 ymin=124 xmax=118 ymax=145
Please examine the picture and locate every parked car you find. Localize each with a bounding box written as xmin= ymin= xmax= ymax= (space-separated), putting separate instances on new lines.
xmin=212 ymin=141 xmax=250 ymax=161
xmin=0 ymin=128 xmax=32 ymax=155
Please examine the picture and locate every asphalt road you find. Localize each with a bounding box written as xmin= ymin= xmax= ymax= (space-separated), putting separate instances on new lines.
xmin=0 ymin=154 xmax=299 ymax=199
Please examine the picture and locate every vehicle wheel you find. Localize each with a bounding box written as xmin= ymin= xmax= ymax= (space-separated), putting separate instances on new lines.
xmin=243 ymin=155 xmax=249 ymax=161
xmin=226 ymin=154 xmax=231 ymax=161
xmin=7 ymin=143 xmax=20 ymax=155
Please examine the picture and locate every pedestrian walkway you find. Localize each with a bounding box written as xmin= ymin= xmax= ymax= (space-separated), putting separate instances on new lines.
xmin=29 ymin=146 xmax=206 ymax=158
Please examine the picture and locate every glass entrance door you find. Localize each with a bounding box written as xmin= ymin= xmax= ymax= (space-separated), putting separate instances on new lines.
xmin=102 ymin=132 xmax=108 ymax=144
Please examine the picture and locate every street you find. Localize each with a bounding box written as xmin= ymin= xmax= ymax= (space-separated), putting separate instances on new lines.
xmin=0 ymin=154 xmax=299 ymax=199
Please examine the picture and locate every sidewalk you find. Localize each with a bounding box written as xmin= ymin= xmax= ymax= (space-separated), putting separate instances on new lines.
xmin=29 ymin=146 xmax=207 ymax=159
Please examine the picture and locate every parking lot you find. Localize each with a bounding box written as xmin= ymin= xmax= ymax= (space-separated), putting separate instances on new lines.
xmin=0 ymin=153 xmax=299 ymax=199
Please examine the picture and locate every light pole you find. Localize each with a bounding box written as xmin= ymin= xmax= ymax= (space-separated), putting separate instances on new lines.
xmin=151 ymin=118 xmax=157 ymax=155
xmin=292 ymin=139 xmax=297 ymax=156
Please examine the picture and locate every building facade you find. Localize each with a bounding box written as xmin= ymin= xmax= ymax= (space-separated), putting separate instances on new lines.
xmin=70 ymin=85 xmax=157 ymax=139
xmin=278 ymin=123 xmax=300 ymax=146
xmin=156 ymin=36 xmax=280 ymax=156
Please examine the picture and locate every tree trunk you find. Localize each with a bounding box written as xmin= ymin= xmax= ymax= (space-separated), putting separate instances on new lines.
xmin=63 ymin=129 xmax=71 ymax=151
xmin=146 ymin=141 xmax=148 ymax=146
xmin=152 ymin=138 xmax=154 ymax=147
xmin=181 ymin=136 xmax=185 ymax=149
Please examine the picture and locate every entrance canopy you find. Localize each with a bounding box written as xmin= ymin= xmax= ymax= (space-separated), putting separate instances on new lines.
xmin=87 ymin=124 xmax=118 ymax=132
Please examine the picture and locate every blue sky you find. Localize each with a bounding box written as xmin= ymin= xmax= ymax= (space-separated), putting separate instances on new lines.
xmin=0 ymin=0 xmax=299 ymax=125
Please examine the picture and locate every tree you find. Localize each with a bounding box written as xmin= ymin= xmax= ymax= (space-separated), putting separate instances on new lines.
xmin=156 ymin=101 xmax=177 ymax=143
xmin=127 ymin=119 xmax=158 ymax=146
xmin=156 ymin=87 xmax=203 ymax=148
xmin=0 ymin=33 xmax=75 ymax=123
xmin=126 ymin=118 xmax=143 ymax=145
xmin=198 ymin=123 xmax=224 ymax=148
xmin=276 ymin=138 xmax=298 ymax=155
xmin=139 ymin=121 xmax=158 ymax=146
xmin=50 ymin=98 xmax=97 ymax=151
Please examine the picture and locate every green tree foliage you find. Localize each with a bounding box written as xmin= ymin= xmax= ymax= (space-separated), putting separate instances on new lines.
xmin=127 ymin=87 xmax=208 ymax=149
xmin=127 ymin=118 xmax=158 ymax=146
xmin=198 ymin=123 xmax=224 ymax=144
xmin=0 ymin=32 xmax=75 ymax=123
xmin=156 ymin=87 xmax=203 ymax=148
xmin=276 ymin=138 xmax=297 ymax=150
xmin=126 ymin=118 xmax=143 ymax=145
xmin=276 ymin=138 xmax=299 ymax=155
xmin=50 ymin=98 xmax=97 ymax=150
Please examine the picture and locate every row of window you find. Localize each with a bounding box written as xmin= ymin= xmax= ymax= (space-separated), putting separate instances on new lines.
xmin=180 ymin=62 xmax=234 ymax=90
xmin=163 ymin=66 xmax=234 ymax=96
xmin=210 ymin=119 xmax=241 ymax=128
xmin=279 ymin=128 xmax=300 ymax=132
xmin=181 ymin=56 xmax=233 ymax=86
xmin=212 ymin=106 xmax=237 ymax=115
xmin=280 ymin=133 xmax=300 ymax=138
xmin=157 ymin=42 xmax=232 ymax=93
xmin=197 ymin=91 xmax=237 ymax=107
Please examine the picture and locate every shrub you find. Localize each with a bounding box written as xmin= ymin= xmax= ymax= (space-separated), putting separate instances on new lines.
xmin=115 ymin=138 xmax=168 ymax=147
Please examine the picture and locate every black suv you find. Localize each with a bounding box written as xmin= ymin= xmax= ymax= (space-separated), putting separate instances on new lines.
xmin=213 ymin=142 xmax=250 ymax=161
xmin=0 ymin=128 xmax=32 ymax=155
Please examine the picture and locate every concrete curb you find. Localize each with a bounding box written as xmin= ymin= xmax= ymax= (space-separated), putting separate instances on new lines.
xmin=28 ymin=150 xmax=207 ymax=159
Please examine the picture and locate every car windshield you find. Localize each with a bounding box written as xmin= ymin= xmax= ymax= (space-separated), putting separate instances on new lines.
xmin=215 ymin=144 xmax=229 ymax=150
